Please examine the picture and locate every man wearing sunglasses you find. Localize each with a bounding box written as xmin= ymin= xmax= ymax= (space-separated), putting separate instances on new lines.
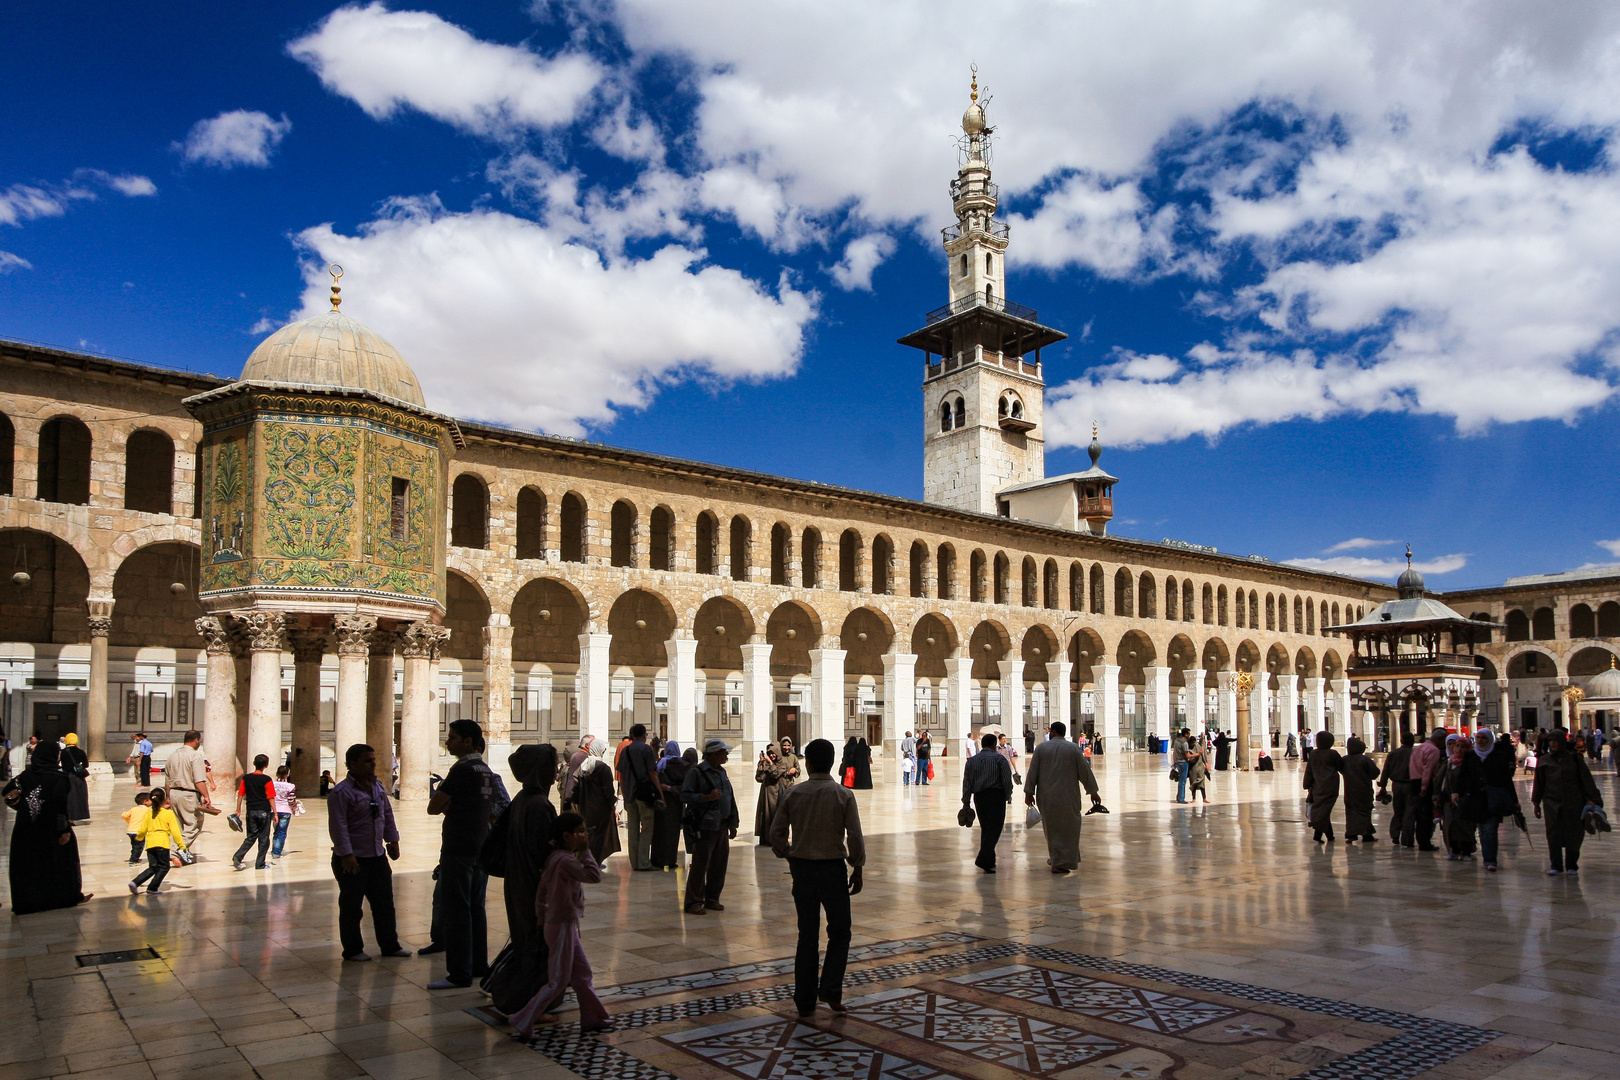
xmin=329 ymin=743 xmax=410 ymax=962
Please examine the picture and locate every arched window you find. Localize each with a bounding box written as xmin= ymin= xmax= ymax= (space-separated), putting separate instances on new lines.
xmin=1248 ymin=591 xmax=1258 ymax=629
xmin=1293 ymin=596 xmax=1303 ymax=633
xmin=124 ymin=430 xmax=174 ymax=514
xmin=838 ymin=529 xmax=861 ymax=592
xmin=1235 ymin=589 xmax=1247 ymax=629
xmin=1265 ymin=594 xmax=1276 ymax=631
xmin=940 ymin=401 xmax=953 ymax=432
xmin=985 ymin=283 xmax=995 ymax=305
xmin=1165 ymin=576 xmax=1178 ymax=621
xmin=0 ymin=411 xmax=12 ymax=496
xmin=696 ymin=512 xmax=719 ymax=575
xmin=37 ymin=416 xmax=91 ymax=504
xmin=450 ymin=474 xmax=488 ymax=549
xmin=610 ymin=500 xmax=636 ymax=567
xmin=986 ymin=252 xmax=994 ymax=275
xmin=1090 ymin=564 xmax=1106 ymax=614
xmin=970 ymin=550 xmax=987 ymax=603
xmin=515 ymin=487 xmax=546 ymax=559
xmin=1571 ymin=604 xmax=1596 ymax=638
xmin=729 ymin=515 xmax=751 ymax=581
xmin=937 ymin=544 xmax=956 ymax=599
xmin=1114 ymin=568 xmax=1133 ymax=617
xmin=1318 ymin=601 xmax=1327 ymax=635
xmin=1070 ymin=562 xmax=1084 ymax=611
xmin=1600 ymin=601 xmax=1620 ymax=637
xmin=559 ymin=492 xmax=587 ymax=563
xmin=801 ymin=527 xmax=821 ymax=588
xmin=1183 ymin=580 xmax=1195 ymax=622
xmin=1306 ymin=601 xmax=1316 ymax=635
xmin=650 ymin=506 xmax=674 ymax=571
xmin=1043 ymin=559 xmax=1059 ymax=610
xmin=771 ymin=523 xmax=791 ymax=585
xmin=1201 ymin=583 xmax=1214 ymax=625
xmin=1330 ymin=602 xmax=1341 ymax=634
xmin=1531 ymin=607 xmax=1555 ymax=640
xmin=1138 ymin=572 xmax=1156 ymax=618
xmin=994 ymin=552 xmax=1010 ymax=605
xmin=1217 ymin=585 xmax=1228 ymax=626
xmin=1021 ymin=556 xmax=1038 ymax=607
xmin=954 ymin=397 xmax=965 ymax=429
xmin=910 ymin=541 xmax=929 ymax=598
xmin=959 ymin=253 xmax=968 ymax=277
xmin=872 ymin=534 xmax=893 ymax=595
xmin=1505 ymin=610 xmax=1529 ymax=641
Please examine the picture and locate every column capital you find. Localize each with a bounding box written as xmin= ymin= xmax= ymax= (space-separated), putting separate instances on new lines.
xmin=1183 ymin=667 xmax=1206 ymax=686
xmin=883 ymin=652 xmax=918 ymax=672
xmin=666 ymin=636 xmax=699 ymax=661
xmin=289 ymin=627 xmax=328 ymax=665
xmin=401 ymin=621 xmax=451 ymax=660
xmin=368 ymin=624 xmax=404 ymax=657
xmin=740 ymin=642 xmax=774 ymax=659
xmin=240 ymin=611 xmax=287 ymax=653
xmin=87 ymin=598 xmax=114 ymax=638
xmin=196 ymin=614 xmax=234 ymax=654
xmin=333 ymin=614 xmax=378 ymax=657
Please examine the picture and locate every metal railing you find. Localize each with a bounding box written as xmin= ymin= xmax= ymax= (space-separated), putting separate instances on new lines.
xmin=941 ymin=219 xmax=1011 ymax=244
xmin=1349 ymin=651 xmax=1480 ymax=670
xmin=949 ymin=178 xmax=999 ymax=202
xmin=924 ymin=289 xmax=1038 ymax=325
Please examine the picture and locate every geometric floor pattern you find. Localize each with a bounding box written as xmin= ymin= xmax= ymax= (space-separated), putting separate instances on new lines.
xmin=501 ymin=935 xmax=1528 ymax=1080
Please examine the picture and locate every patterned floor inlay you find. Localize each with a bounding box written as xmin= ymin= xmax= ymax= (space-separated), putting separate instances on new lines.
xmin=495 ymin=937 xmax=1536 ymax=1080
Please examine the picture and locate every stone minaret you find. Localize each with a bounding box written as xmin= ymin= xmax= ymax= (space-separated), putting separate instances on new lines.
xmin=899 ymin=71 xmax=1066 ymax=514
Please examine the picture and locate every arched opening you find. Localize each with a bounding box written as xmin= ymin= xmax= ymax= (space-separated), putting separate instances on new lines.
xmin=1235 ymin=589 xmax=1247 ymax=629
xmin=993 ymin=552 xmax=1010 ymax=605
xmin=442 ymin=571 xmax=491 ymax=660
xmin=37 ymin=416 xmax=91 ymax=505
xmin=1165 ymin=576 xmax=1179 ymax=621
xmin=1504 ymin=609 xmax=1529 ymax=642
xmin=940 ymin=399 xmax=954 ymax=432
xmin=1295 ymin=647 xmax=1317 ymax=680
xmin=1293 ymin=596 xmax=1303 ymax=634
xmin=911 ymin=614 xmax=956 ymax=680
xmin=1 ymin=529 xmax=91 ymax=643
xmin=1217 ymin=585 xmax=1229 ymax=627
xmin=801 ymin=527 xmax=821 ymax=588
xmin=1183 ymin=580 xmax=1194 ymax=622
xmin=559 ymin=492 xmax=586 ymax=563
xmin=1330 ymin=602 xmax=1341 ymax=633
xmin=1043 ymin=559 xmax=1059 ymax=610
xmin=1569 ymin=646 xmax=1617 ymax=677
xmin=970 ymin=550 xmax=987 ymax=603
xmin=511 ymin=578 xmax=588 ymax=663
xmin=871 ymin=534 xmax=893 ymax=595
xmin=841 ymin=608 xmax=894 ymax=676
xmin=1322 ymin=650 xmax=1343 ymax=682
xmin=838 ymin=529 xmax=862 ymax=592
xmin=0 ymin=411 xmax=13 ymax=496
xmin=1571 ymin=604 xmax=1596 ymax=638
xmin=771 ymin=523 xmax=792 ymax=585
xmin=1090 ymin=564 xmax=1106 ymax=614
xmin=1138 ymin=572 xmax=1156 ymax=619
xmin=1601 ymin=601 xmax=1620 ymax=637
xmin=767 ymin=602 xmax=822 ymax=676
xmin=1507 ymin=650 xmax=1555 ymax=680
xmin=1265 ymin=594 xmax=1276 ymax=631
xmin=450 ymin=474 xmax=488 ymax=549
xmin=909 ymin=540 xmax=929 ymax=598
xmin=1531 ymin=607 xmax=1555 ymax=640
xmin=1165 ymin=634 xmax=1197 ymax=675
xmin=1114 ymin=568 xmax=1133 ymax=617
xmin=124 ymin=429 xmax=175 ymax=514
xmin=515 ymin=487 xmax=546 ymax=560
xmin=607 ymin=589 xmax=676 ymax=668
xmin=1069 ymin=562 xmax=1084 ymax=611
xmin=1202 ymin=638 xmax=1231 ymax=681
xmin=969 ymin=621 xmax=1010 ymax=681
xmin=610 ymin=500 xmax=637 ymax=568
xmin=1022 ymin=625 xmax=1059 ymax=666
xmin=954 ymin=398 xmax=965 ymax=429
xmin=695 ymin=596 xmax=754 ymax=672
xmin=1201 ymin=583 xmax=1214 ymax=624
xmin=936 ymin=544 xmax=956 ymax=599
xmin=1235 ymin=641 xmax=1260 ymax=675
xmin=729 ymin=515 xmax=751 ymax=581
xmin=649 ymin=505 xmax=674 ymax=571
xmin=110 ymin=541 xmax=202 ymax=649
xmin=1021 ymin=556 xmax=1038 ymax=608
xmin=1069 ymin=628 xmax=1106 ymax=682
xmin=695 ymin=511 xmax=719 ymax=575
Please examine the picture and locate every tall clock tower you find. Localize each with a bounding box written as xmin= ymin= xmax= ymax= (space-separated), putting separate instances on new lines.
xmin=899 ymin=72 xmax=1067 ymax=515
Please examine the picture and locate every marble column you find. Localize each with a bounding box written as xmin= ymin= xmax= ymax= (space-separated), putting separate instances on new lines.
xmin=998 ymin=659 xmax=1026 ymax=738
xmin=399 ymin=623 xmax=449 ymax=801
xmin=1146 ymin=666 xmax=1172 ymax=739
xmin=1045 ymin=661 xmax=1073 ymax=734
xmin=1251 ymin=676 xmax=1272 ymax=761
xmin=483 ymin=615 xmax=514 ymax=767
xmin=1232 ymin=672 xmax=1252 ymax=770
xmin=332 ymin=615 xmax=374 ymax=770
xmin=741 ymin=642 xmax=773 ymax=759
xmin=288 ymin=627 xmax=326 ymax=794
xmin=366 ymin=628 xmax=400 ymax=769
xmin=233 ymin=636 xmax=252 ymax=784
xmin=196 ymin=615 xmax=241 ymax=789
xmin=1183 ymin=669 xmax=1207 ymax=736
xmin=946 ymin=656 xmax=973 ymax=748
xmin=1275 ymin=674 xmax=1298 ymax=752
xmin=1092 ymin=663 xmax=1121 ymax=747
xmin=1216 ymin=671 xmax=1238 ymax=742
xmin=883 ymin=652 xmax=917 ymax=759
xmin=1331 ymin=679 xmax=1353 ymax=745
xmin=808 ymin=648 xmax=846 ymax=745
xmin=1303 ymin=677 xmax=1327 ymax=738
xmin=85 ymin=600 xmax=113 ymax=776
xmin=576 ymin=632 xmax=612 ymax=744
xmin=240 ymin=612 xmax=287 ymax=769
xmin=1497 ymin=678 xmax=1510 ymax=730
xmin=666 ymin=636 xmax=699 ymax=748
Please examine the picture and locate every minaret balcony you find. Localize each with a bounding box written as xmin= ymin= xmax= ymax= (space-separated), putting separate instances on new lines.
xmin=924 ymin=289 xmax=1036 ymax=325
xmin=949 ymin=177 xmax=999 ymax=202
xmin=998 ymin=414 xmax=1036 ymax=433
xmin=942 ymin=220 xmax=1010 ymax=244
xmin=1079 ymin=495 xmax=1113 ymax=518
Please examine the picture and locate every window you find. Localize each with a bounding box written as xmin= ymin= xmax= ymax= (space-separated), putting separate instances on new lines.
xmin=941 ymin=401 xmax=953 ymax=432
xmin=515 ymin=487 xmax=545 ymax=559
xmin=839 ymin=530 xmax=861 ymax=592
xmin=910 ymin=541 xmax=929 ymax=598
xmin=872 ymin=535 xmax=892 ymax=595
xmin=772 ymin=523 xmax=791 ymax=585
xmin=390 ymin=478 xmax=409 ymax=541
xmin=610 ymin=501 xmax=636 ymax=568
xmin=729 ymin=516 xmax=751 ymax=580
xmin=801 ymin=528 xmax=821 ymax=588
xmin=559 ymin=493 xmax=586 ymax=563
xmin=650 ymin=506 xmax=674 ymax=570
xmin=954 ymin=397 xmax=965 ymax=429
xmin=124 ymin=430 xmax=174 ymax=514
xmin=37 ymin=416 xmax=91 ymax=504
xmin=959 ymin=254 xmax=968 ymax=277
xmin=986 ymin=252 xmax=994 ymax=275
xmin=985 ymin=283 xmax=994 ymax=305
xmin=937 ymin=544 xmax=955 ymax=599
xmin=696 ymin=512 xmax=719 ymax=575
xmin=450 ymin=474 xmax=488 ymax=549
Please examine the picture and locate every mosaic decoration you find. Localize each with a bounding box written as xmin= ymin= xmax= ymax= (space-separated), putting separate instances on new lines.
xmin=363 ymin=428 xmax=439 ymax=602
xmin=663 ymin=1013 xmax=958 ymax=1080
xmin=952 ymin=963 xmax=1241 ymax=1034
xmin=199 ymin=431 xmax=253 ymax=592
xmin=261 ymin=422 xmax=358 ymax=564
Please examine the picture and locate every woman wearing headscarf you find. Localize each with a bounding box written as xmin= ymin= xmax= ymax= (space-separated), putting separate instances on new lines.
xmin=504 ymin=744 xmax=560 ymax=953
xmin=651 ymin=741 xmax=687 ymax=868
xmin=1338 ymin=736 xmax=1380 ymax=843
xmin=753 ymin=741 xmax=793 ymax=845
xmin=1303 ymin=731 xmax=1343 ymax=843
xmin=853 ymin=738 xmax=874 ymax=789
xmin=1474 ymin=729 xmax=1519 ymax=872
xmin=60 ymin=732 xmax=91 ymax=823
xmin=573 ymin=737 xmax=621 ymax=864
xmin=561 ymin=735 xmax=594 ymax=811
xmin=777 ymin=736 xmax=800 ymax=786
xmin=2 ymin=741 xmax=92 ymax=912
xmin=838 ymin=737 xmax=858 ymax=786
xmin=1439 ymin=733 xmax=1486 ymax=860
xmin=1531 ymin=729 xmax=1603 ymax=875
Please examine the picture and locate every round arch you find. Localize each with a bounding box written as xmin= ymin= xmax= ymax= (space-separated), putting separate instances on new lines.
xmin=766 ymin=601 xmax=822 ymax=676
xmin=1235 ymin=640 xmax=1261 ymax=673
xmin=1165 ymin=634 xmax=1197 ymax=684
xmin=1021 ymin=624 xmax=1060 ymax=667
xmin=1568 ymin=645 xmax=1620 ymax=677
xmin=110 ymin=540 xmax=203 ymax=650
xmin=1 ymin=528 xmax=91 ymax=644
xmin=1321 ymin=650 xmax=1344 ymax=682
xmin=841 ymin=607 xmax=895 ymax=677
xmin=511 ymin=577 xmax=589 ymax=664
xmin=1068 ymin=628 xmax=1106 ymax=675
xmin=607 ymin=588 xmax=677 ymax=668
xmin=1115 ymin=630 xmax=1156 ymax=686
xmin=442 ymin=569 xmax=491 ymax=660
xmin=1294 ymin=646 xmax=1317 ymax=680
xmin=1201 ymin=637 xmax=1231 ymax=674
xmin=969 ymin=620 xmax=1011 ymax=681
xmin=1505 ymin=646 xmax=1559 ymax=680
xmin=695 ymin=595 xmax=753 ymax=673
xmin=911 ymin=613 xmax=958 ymax=680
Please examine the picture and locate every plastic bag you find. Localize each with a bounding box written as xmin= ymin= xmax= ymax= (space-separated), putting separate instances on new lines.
xmin=1025 ymin=804 xmax=1042 ymax=828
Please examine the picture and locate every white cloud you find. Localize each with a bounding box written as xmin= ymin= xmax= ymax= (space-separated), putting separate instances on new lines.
xmin=291 ymin=196 xmax=814 ymax=434
xmin=829 ymin=233 xmax=895 ymax=291
xmin=1598 ymin=539 xmax=1620 ymax=558
xmin=0 ymin=170 xmax=155 ymax=228
xmin=1325 ymin=537 xmax=1396 ymax=553
xmin=1284 ymin=553 xmax=1468 ymax=579
xmin=175 ymin=110 xmax=292 ymax=168
xmin=288 ymin=3 xmax=603 ymax=137
xmin=0 ymin=251 xmax=32 ymax=273
xmin=248 ymin=316 xmax=279 ymax=335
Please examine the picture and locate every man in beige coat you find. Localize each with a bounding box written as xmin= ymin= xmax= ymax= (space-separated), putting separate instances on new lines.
xmin=1024 ymin=722 xmax=1102 ymax=874
xmin=163 ymin=730 xmax=212 ymax=848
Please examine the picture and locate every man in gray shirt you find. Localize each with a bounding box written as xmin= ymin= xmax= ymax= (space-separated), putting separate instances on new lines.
xmin=769 ymin=738 xmax=864 ymax=1017
xmin=681 ymin=739 xmax=739 ymax=915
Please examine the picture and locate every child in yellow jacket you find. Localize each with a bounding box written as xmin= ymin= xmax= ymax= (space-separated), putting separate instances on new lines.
xmin=121 ymin=792 xmax=152 ymax=865
xmin=131 ymin=789 xmax=187 ymax=894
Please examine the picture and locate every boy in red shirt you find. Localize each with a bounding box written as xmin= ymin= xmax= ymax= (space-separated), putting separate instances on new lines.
xmin=233 ymin=754 xmax=277 ymax=870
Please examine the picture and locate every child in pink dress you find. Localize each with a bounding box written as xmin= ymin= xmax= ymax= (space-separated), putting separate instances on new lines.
xmin=511 ymin=812 xmax=612 ymax=1036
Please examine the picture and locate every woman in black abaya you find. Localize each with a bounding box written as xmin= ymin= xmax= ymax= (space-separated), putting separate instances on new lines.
xmin=3 ymin=742 xmax=92 ymax=913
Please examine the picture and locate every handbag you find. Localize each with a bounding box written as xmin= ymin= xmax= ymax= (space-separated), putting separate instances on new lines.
xmin=843 ymin=766 xmax=856 ymax=788
xmin=1025 ymin=805 xmax=1043 ymax=828
xmin=1168 ymin=764 xmax=1180 ymax=780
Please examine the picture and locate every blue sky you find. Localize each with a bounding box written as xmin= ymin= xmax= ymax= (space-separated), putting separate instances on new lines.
xmin=4 ymin=1 xmax=1619 ymax=590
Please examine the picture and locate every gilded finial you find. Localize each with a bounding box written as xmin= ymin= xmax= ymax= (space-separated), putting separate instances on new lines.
xmin=1093 ymin=420 xmax=1099 ymax=440
xmin=328 ymin=263 xmax=343 ymax=312
xmin=970 ymin=64 xmax=978 ymax=104
xmin=1405 ymin=543 xmax=1413 ymax=567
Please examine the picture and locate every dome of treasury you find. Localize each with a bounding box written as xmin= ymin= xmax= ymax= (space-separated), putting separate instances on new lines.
xmin=240 ymin=309 xmax=426 ymax=408
xmin=1586 ymin=660 xmax=1620 ymax=701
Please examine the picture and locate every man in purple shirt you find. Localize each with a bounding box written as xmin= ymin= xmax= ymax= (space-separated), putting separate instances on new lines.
xmin=329 ymin=743 xmax=410 ymax=962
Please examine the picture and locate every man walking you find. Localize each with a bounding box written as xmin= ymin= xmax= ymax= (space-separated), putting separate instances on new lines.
xmin=232 ymin=754 xmax=276 ymax=870
xmin=619 ymin=723 xmax=661 ymax=871
xmin=961 ymin=733 xmax=1013 ymax=872
xmin=1532 ymin=729 xmax=1603 ymax=875
xmin=899 ymin=731 xmax=916 ymax=785
xmin=1025 ymin=721 xmax=1103 ymax=874
xmin=164 ymin=730 xmax=210 ymax=849
xmin=1378 ymin=730 xmax=1418 ymax=846
xmin=1409 ymin=728 xmax=1446 ymax=852
xmin=329 ymin=743 xmax=411 ymax=961
xmin=680 ymin=739 xmax=738 ymax=915
xmin=128 ymin=732 xmax=153 ymax=787
xmin=769 ymin=738 xmax=864 ymax=1017
xmin=426 ymin=719 xmax=497 ymax=988
xmin=1172 ymin=728 xmax=1191 ymax=803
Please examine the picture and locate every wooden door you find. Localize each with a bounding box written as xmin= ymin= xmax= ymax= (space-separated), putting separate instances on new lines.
xmin=776 ymin=706 xmax=798 ymax=746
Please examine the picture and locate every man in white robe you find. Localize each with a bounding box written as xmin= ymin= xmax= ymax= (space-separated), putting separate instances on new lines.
xmin=1024 ymin=721 xmax=1102 ymax=874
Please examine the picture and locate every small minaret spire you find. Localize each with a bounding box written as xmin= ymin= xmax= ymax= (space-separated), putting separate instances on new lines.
xmin=328 ymin=264 xmax=344 ymax=312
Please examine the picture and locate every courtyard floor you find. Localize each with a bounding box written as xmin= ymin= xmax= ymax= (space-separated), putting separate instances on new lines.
xmin=3 ymin=751 xmax=1617 ymax=1080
